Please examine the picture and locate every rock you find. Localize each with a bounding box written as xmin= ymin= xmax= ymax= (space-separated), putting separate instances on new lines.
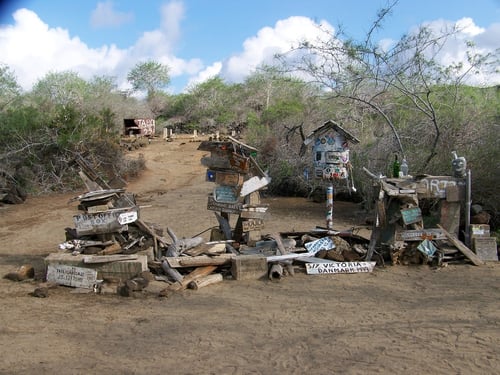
xmin=3 ymin=264 xmax=35 ymax=281
xmin=32 ymin=287 xmax=49 ymax=298
xmin=471 ymin=211 xmax=491 ymax=224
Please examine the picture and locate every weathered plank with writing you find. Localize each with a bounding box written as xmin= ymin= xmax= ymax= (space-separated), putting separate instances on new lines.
xmin=395 ymin=228 xmax=446 ymax=241
xmin=46 ymin=264 xmax=98 ymax=289
xmin=305 ymin=261 xmax=376 ymax=275
xmin=415 ymin=176 xmax=465 ymax=199
xmin=207 ymin=196 xmax=242 ymax=213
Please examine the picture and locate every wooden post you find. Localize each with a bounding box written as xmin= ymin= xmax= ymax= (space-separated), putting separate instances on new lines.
xmin=326 ymin=184 xmax=334 ymax=230
xmin=464 ymin=169 xmax=472 ymax=247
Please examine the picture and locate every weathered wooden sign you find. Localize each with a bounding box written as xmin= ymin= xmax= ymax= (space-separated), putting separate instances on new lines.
xmin=415 ymin=176 xmax=465 ymax=199
xmin=46 ymin=264 xmax=98 ymax=288
xmin=229 ymin=152 xmax=250 ymax=173
xmin=214 ymin=170 xmax=243 ymax=186
xmin=214 ymin=186 xmax=239 ymax=203
xmin=117 ymin=210 xmax=138 ymax=225
xmin=304 ymin=237 xmax=335 ymax=255
xmin=239 ymin=176 xmax=271 ymax=197
xmin=401 ymin=207 xmax=422 ymax=225
xmin=207 ymin=196 xmax=242 ymax=214
xmin=305 ymin=261 xmax=376 ymax=275
xmin=242 ymin=218 xmax=264 ymax=232
xmin=74 ymin=209 xmax=134 ymax=235
xmin=395 ymin=228 xmax=446 ymax=241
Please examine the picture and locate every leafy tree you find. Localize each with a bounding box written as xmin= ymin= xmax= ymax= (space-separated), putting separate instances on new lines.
xmin=0 ymin=64 xmax=21 ymax=111
xmin=127 ymin=60 xmax=170 ymax=99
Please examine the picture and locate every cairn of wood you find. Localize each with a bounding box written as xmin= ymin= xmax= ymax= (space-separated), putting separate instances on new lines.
xmin=198 ymin=136 xmax=271 ymax=246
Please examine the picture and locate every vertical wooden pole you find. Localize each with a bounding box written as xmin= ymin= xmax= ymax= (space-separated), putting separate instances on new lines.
xmin=326 ymin=184 xmax=334 ymax=230
xmin=464 ymin=169 xmax=472 ymax=247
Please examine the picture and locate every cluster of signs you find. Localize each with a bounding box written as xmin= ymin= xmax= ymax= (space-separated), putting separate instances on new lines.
xmin=198 ymin=136 xmax=271 ymax=238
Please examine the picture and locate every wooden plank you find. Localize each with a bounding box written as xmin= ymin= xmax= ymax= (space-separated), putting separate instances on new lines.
xmin=166 ymin=254 xmax=234 ymax=268
xmin=240 ymin=209 xmax=267 ymax=219
xmin=86 ymin=204 xmax=110 ymax=213
xmin=440 ymin=201 xmax=461 ymax=236
xmin=83 ymin=254 xmax=139 ymax=263
xmin=437 ymin=225 xmax=484 ymax=266
xmin=266 ymin=252 xmax=314 ymax=262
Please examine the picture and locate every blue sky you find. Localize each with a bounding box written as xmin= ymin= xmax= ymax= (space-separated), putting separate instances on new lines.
xmin=1 ymin=0 xmax=499 ymax=93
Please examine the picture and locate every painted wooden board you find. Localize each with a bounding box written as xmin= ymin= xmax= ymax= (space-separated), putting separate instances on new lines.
xmin=240 ymin=176 xmax=271 ymax=196
xmin=395 ymin=228 xmax=446 ymax=241
xmin=304 ymin=237 xmax=335 ymax=254
xmin=215 ymin=170 xmax=243 ymax=186
xmin=305 ymin=261 xmax=376 ymax=275
xmin=401 ymin=207 xmax=422 ymax=225
xmin=207 ymin=196 xmax=242 ymax=213
xmin=229 ymin=152 xmax=250 ymax=173
xmin=415 ymin=176 xmax=465 ymax=199
xmin=242 ymin=219 xmax=264 ymax=232
xmin=73 ymin=207 xmax=137 ymax=235
xmin=46 ymin=264 xmax=98 ymax=289
xmin=214 ymin=185 xmax=239 ymax=203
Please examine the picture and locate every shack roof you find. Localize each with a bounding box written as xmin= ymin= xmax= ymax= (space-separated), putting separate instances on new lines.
xmin=303 ymin=120 xmax=360 ymax=146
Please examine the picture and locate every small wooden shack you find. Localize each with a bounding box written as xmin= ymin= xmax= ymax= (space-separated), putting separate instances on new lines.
xmin=302 ymin=120 xmax=360 ymax=181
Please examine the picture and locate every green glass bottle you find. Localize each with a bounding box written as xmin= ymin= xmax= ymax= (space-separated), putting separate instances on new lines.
xmin=392 ymin=154 xmax=400 ymax=178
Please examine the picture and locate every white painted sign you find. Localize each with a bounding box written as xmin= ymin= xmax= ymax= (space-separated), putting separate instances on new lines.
xmin=118 ymin=210 xmax=138 ymax=225
xmin=240 ymin=176 xmax=271 ymax=197
xmin=46 ymin=264 xmax=98 ymax=288
xmin=305 ymin=261 xmax=376 ymax=275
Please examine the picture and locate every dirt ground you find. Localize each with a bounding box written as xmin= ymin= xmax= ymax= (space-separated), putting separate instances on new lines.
xmin=0 ymin=137 xmax=499 ymax=375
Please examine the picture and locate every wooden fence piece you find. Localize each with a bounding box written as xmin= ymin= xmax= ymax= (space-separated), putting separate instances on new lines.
xmin=166 ymin=254 xmax=234 ymax=268
xmin=164 ymin=265 xmax=218 ymax=293
xmin=437 ymin=225 xmax=484 ymax=266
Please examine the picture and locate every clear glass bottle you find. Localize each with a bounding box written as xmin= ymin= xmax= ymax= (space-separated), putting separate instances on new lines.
xmin=400 ymin=158 xmax=408 ymax=176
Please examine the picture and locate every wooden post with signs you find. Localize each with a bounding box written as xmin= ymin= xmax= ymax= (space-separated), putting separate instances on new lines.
xmin=302 ymin=120 xmax=360 ymax=228
xmin=198 ymin=136 xmax=270 ymax=245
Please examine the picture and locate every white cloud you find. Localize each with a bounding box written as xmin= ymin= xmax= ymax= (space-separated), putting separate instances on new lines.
xmin=90 ymin=1 xmax=133 ymax=28
xmin=219 ymin=16 xmax=335 ymax=83
xmin=186 ymin=61 xmax=223 ymax=89
xmin=0 ymin=6 xmax=202 ymax=92
xmin=421 ymin=18 xmax=500 ymax=85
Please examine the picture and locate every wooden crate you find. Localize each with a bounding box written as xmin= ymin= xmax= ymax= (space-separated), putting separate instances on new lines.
xmin=231 ymin=255 xmax=268 ymax=281
xmin=473 ymin=237 xmax=498 ymax=261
